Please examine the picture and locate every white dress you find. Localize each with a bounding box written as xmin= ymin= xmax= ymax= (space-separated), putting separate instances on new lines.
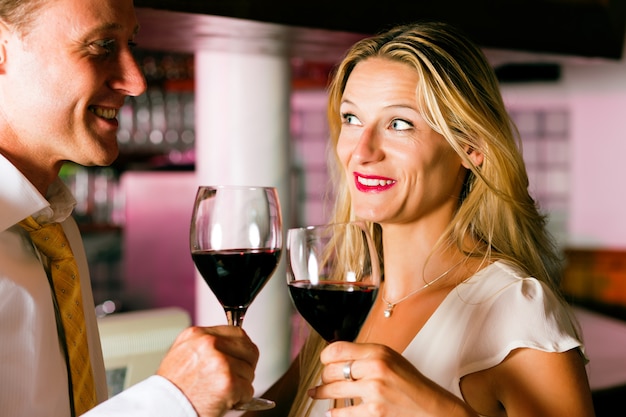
xmin=307 ymin=261 xmax=584 ymax=416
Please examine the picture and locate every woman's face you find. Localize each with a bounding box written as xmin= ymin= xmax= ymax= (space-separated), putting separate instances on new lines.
xmin=336 ymin=57 xmax=467 ymax=227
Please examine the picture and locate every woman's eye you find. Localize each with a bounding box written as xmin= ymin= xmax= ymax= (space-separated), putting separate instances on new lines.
xmin=390 ymin=118 xmax=413 ymax=131
xmin=342 ymin=113 xmax=361 ymax=126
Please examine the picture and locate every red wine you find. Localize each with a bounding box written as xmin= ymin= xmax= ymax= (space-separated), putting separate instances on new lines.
xmin=288 ymin=281 xmax=378 ymax=342
xmin=192 ymin=249 xmax=280 ymax=308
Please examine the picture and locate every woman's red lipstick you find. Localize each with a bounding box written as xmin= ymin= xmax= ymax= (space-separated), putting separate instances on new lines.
xmin=354 ymin=172 xmax=396 ymax=192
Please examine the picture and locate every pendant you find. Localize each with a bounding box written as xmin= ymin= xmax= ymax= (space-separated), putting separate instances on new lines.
xmin=384 ymin=303 xmax=394 ymax=318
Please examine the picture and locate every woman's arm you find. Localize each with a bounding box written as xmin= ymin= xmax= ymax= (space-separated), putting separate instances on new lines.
xmin=310 ymin=342 xmax=595 ymax=417
xmin=464 ymin=347 xmax=595 ymax=417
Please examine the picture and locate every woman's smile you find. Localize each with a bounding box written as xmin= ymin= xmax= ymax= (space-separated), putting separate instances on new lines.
xmin=354 ymin=172 xmax=396 ymax=192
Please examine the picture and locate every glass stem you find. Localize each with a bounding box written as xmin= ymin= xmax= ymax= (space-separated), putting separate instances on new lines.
xmin=225 ymin=308 xmax=247 ymax=327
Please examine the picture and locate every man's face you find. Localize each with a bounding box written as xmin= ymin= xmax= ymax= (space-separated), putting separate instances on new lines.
xmin=0 ymin=0 xmax=146 ymax=168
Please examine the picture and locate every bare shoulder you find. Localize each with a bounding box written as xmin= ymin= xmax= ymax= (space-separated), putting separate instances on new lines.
xmin=460 ymin=348 xmax=595 ymax=417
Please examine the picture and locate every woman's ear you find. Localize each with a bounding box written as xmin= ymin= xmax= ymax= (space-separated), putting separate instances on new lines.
xmin=461 ymin=145 xmax=484 ymax=169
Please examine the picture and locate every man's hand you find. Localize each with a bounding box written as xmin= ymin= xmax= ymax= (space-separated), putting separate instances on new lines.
xmin=157 ymin=325 xmax=259 ymax=417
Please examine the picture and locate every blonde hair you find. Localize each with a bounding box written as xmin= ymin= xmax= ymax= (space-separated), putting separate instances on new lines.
xmin=288 ymin=21 xmax=563 ymax=417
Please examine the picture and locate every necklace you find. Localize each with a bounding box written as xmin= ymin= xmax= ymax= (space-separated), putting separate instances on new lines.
xmin=381 ymin=259 xmax=464 ymax=318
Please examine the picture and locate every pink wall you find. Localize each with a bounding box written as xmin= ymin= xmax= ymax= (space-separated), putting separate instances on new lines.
xmin=121 ymin=171 xmax=198 ymax=317
xmin=495 ymin=47 xmax=626 ymax=249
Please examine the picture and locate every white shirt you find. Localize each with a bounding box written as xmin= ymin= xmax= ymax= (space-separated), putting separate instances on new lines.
xmin=405 ymin=261 xmax=584 ymax=397
xmin=0 ymin=154 xmax=196 ymax=417
xmin=307 ymin=261 xmax=585 ymax=416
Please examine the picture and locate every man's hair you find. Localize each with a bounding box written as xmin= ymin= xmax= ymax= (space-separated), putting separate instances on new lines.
xmin=0 ymin=0 xmax=46 ymax=34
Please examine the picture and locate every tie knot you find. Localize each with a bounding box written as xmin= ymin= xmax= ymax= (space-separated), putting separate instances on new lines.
xmin=18 ymin=216 xmax=74 ymax=261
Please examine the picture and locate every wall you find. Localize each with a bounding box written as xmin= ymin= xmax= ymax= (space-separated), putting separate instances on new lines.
xmin=496 ymin=51 xmax=626 ymax=249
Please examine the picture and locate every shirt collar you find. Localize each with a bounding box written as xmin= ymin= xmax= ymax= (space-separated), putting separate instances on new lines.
xmin=0 ymin=154 xmax=77 ymax=232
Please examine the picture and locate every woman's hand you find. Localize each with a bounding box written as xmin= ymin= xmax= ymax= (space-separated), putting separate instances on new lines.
xmin=309 ymin=341 xmax=477 ymax=417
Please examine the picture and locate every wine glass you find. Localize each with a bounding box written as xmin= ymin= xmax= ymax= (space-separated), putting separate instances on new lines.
xmin=286 ymin=221 xmax=380 ymax=343
xmin=190 ymin=185 xmax=282 ymax=411
xmin=286 ymin=222 xmax=380 ymax=407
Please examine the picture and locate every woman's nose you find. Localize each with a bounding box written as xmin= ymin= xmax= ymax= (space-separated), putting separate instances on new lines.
xmin=352 ymin=128 xmax=384 ymax=163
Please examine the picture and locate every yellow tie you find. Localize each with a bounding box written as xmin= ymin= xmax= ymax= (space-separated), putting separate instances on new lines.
xmin=19 ymin=216 xmax=97 ymax=416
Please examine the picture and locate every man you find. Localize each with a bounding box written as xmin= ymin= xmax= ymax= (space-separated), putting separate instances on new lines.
xmin=0 ymin=0 xmax=260 ymax=416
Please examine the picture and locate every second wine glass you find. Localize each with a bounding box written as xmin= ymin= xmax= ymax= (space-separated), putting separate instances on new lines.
xmin=286 ymin=222 xmax=380 ymax=343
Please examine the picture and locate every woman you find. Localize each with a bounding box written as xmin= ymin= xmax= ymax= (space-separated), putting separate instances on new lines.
xmin=249 ymin=21 xmax=595 ymax=416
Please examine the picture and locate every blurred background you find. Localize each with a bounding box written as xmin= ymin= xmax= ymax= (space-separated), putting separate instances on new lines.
xmin=69 ymin=1 xmax=626 ymax=413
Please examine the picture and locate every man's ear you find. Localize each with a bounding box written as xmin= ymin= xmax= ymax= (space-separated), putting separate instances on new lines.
xmin=0 ymin=22 xmax=9 ymax=71
xmin=461 ymin=145 xmax=484 ymax=169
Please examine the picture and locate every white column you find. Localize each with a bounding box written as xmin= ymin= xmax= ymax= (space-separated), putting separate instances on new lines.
xmin=193 ymin=48 xmax=292 ymax=395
